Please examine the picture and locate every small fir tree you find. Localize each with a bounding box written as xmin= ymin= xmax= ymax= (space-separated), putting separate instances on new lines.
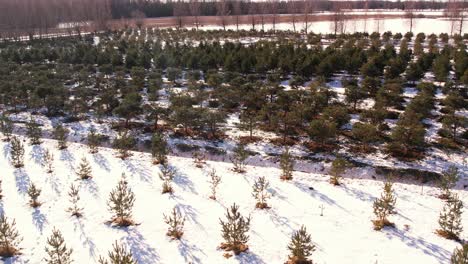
xmin=159 ymin=164 xmax=175 ymax=194
xmin=44 ymin=228 xmax=73 ymax=264
xmin=437 ymin=193 xmax=463 ymax=240
xmin=230 ymin=143 xmax=249 ymax=173
xmin=151 ymin=132 xmax=168 ymax=165
xmin=28 ymin=183 xmax=41 ymax=208
xmin=286 ymin=225 xmax=315 ymax=264
xmin=329 ymin=157 xmax=349 ymax=186
xmin=87 ymin=128 xmax=100 ymax=154
xmin=208 ymin=169 xmax=221 ymax=200
xmin=439 ymin=166 xmax=459 ymax=200
xmin=53 ymin=125 xmax=69 ymax=150
xmin=0 ymin=215 xmax=22 ymax=258
xmin=163 ymin=207 xmax=185 ymax=240
xmin=10 ymin=136 xmax=25 ymax=168
xmin=451 ymin=244 xmax=468 ymax=264
xmin=280 ymin=147 xmax=294 ymax=180
xmin=76 ymin=157 xmax=92 ymax=180
xmin=252 ymin=176 xmax=271 ymax=209
xmin=26 ymin=118 xmax=42 ymax=145
xmin=107 ymin=174 xmax=136 ymax=226
xmin=0 ymin=115 xmax=13 ymax=141
xmin=219 ymin=203 xmax=251 ymax=255
xmin=67 ymin=184 xmax=83 ymax=217
xmin=44 ymin=149 xmax=54 ymax=174
xmin=382 ymin=181 xmax=397 ymax=214
xmin=98 ymin=241 xmax=137 ymax=264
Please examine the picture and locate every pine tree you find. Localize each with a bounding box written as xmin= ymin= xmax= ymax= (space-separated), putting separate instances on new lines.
xmin=0 ymin=215 xmax=22 ymax=258
xmin=76 ymin=157 xmax=92 ymax=180
xmin=44 ymin=228 xmax=73 ymax=264
xmin=159 ymin=164 xmax=175 ymax=194
xmin=98 ymin=241 xmax=137 ymax=264
xmin=252 ymin=176 xmax=271 ymax=209
xmin=439 ymin=166 xmax=459 ymax=200
xmin=28 ymin=183 xmax=42 ymax=208
xmin=112 ymin=131 xmax=136 ymax=159
xmin=10 ymin=136 xmax=25 ymax=168
xmin=280 ymin=147 xmax=294 ymax=180
xmin=44 ymin=149 xmax=54 ymax=174
xmin=286 ymin=225 xmax=315 ymax=264
xmin=329 ymin=158 xmax=349 ymax=186
xmin=451 ymin=244 xmax=468 ymax=264
xmin=107 ymin=175 xmax=136 ymax=226
xmin=151 ymin=132 xmax=168 ymax=165
xmin=0 ymin=180 xmax=3 ymax=200
xmin=67 ymin=184 xmax=83 ymax=217
xmin=437 ymin=193 xmax=463 ymax=240
xmin=163 ymin=207 xmax=185 ymax=240
xmin=372 ymin=182 xmax=396 ymax=230
xmin=208 ymin=169 xmax=221 ymax=200
xmin=0 ymin=114 xmax=13 ymax=141
xmin=53 ymin=125 xmax=69 ymax=150
xmin=26 ymin=118 xmax=42 ymax=145
xmin=219 ymin=203 xmax=251 ymax=255
xmin=192 ymin=151 xmax=206 ymax=168
xmin=230 ymin=143 xmax=249 ymax=173
xmin=382 ymin=181 xmax=397 ymax=214
xmin=87 ymin=128 xmax=100 ymax=154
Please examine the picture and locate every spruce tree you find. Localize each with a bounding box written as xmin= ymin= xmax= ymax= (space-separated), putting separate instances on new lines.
xmin=280 ymin=147 xmax=294 ymax=180
xmin=26 ymin=118 xmax=42 ymax=145
xmin=44 ymin=228 xmax=73 ymax=264
xmin=439 ymin=166 xmax=459 ymax=200
xmin=151 ymin=132 xmax=168 ymax=165
xmin=44 ymin=149 xmax=54 ymax=174
xmin=159 ymin=164 xmax=175 ymax=194
xmin=107 ymin=174 xmax=136 ymax=226
xmin=286 ymin=225 xmax=315 ymax=264
xmin=67 ymin=184 xmax=83 ymax=217
xmin=98 ymin=241 xmax=136 ymax=264
xmin=230 ymin=143 xmax=249 ymax=173
xmin=329 ymin=158 xmax=349 ymax=186
xmin=76 ymin=157 xmax=92 ymax=180
xmin=219 ymin=203 xmax=251 ymax=255
xmin=372 ymin=181 xmax=397 ymax=230
xmin=53 ymin=125 xmax=69 ymax=150
xmin=87 ymin=128 xmax=100 ymax=154
xmin=163 ymin=207 xmax=185 ymax=240
xmin=451 ymin=244 xmax=468 ymax=264
xmin=10 ymin=136 xmax=25 ymax=168
xmin=28 ymin=183 xmax=42 ymax=208
xmin=0 ymin=114 xmax=13 ymax=141
xmin=0 ymin=215 xmax=22 ymax=258
xmin=252 ymin=176 xmax=271 ymax=209
xmin=208 ymin=169 xmax=221 ymax=200
xmin=437 ymin=193 xmax=463 ymax=240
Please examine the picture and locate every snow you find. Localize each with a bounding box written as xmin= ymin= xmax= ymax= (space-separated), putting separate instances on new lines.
xmin=0 ymin=136 xmax=466 ymax=264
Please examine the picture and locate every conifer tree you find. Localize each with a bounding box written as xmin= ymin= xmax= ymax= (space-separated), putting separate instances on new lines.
xmin=219 ymin=203 xmax=251 ymax=255
xmin=0 ymin=114 xmax=13 ymax=141
xmin=28 ymin=183 xmax=42 ymax=208
xmin=439 ymin=166 xmax=459 ymax=200
xmin=208 ymin=169 xmax=221 ymax=200
xmin=10 ymin=136 xmax=25 ymax=168
xmin=329 ymin=157 xmax=349 ymax=186
xmin=44 ymin=149 xmax=54 ymax=174
xmin=53 ymin=125 xmax=69 ymax=150
xmin=151 ymin=131 xmax=168 ymax=165
xmin=44 ymin=228 xmax=73 ymax=264
xmin=451 ymin=244 xmax=468 ymax=264
xmin=382 ymin=181 xmax=397 ymax=214
xmin=26 ymin=118 xmax=42 ymax=145
xmin=280 ymin=147 xmax=294 ymax=180
xmin=67 ymin=184 xmax=83 ymax=217
xmin=230 ymin=143 xmax=249 ymax=173
xmin=0 ymin=215 xmax=22 ymax=258
xmin=98 ymin=241 xmax=136 ymax=264
xmin=87 ymin=128 xmax=100 ymax=154
xmin=192 ymin=151 xmax=206 ymax=168
xmin=252 ymin=177 xmax=271 ymax=209
xmin=286 ymin=225 xmax=315 ymax=264
xmin=159 ymin=164 xmax=175 ymax=194
xmin=76 ymin=157 xmax=92 ymax=180
xmin=112 ymin=131 xmax=136 ymax=159
xmin=372 ymin=181 xmax=397 ymax=230
xmin=164 ymin=207 xmax=185 ymax=240
xmin=0 ymin=180 xmax=3 ymax=200
xmin=437 ymin=193 xmax=463 ymax=240
xmin=107 ymin=174 xmax=136 ymax=226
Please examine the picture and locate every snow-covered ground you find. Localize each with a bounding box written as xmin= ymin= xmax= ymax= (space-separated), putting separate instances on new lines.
xmin=0 ymin=137 xmax=466 ymax=264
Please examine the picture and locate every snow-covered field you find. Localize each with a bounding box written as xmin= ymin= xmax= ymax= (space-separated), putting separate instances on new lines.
xmin=0 ymin=137 xmax=466 ymax=264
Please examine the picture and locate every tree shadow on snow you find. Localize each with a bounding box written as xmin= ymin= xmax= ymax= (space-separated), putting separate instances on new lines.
xmin=60 ymin=149 xmax=75 ymax=169
xmin=235 ymin=251 xmax=266 ymax=264
xmin=293 ymin=181 xmax=351 ymax=215
xmin=13 ymin=169 xmax=30 ymax=195
xmin=122 ymin=159 xmax=153 ymax=183
xmin=2 ymin=143 xmax=10 ymax=159
xmin=45 ymin=174 xmax=62 ymax=195
xmin=341 ymin=185 xmax=377 ymax=203
xmin=32 ymin=208 xmax=48 ymax=233
xmin=178 ymin=239 xmax=206 ymax=264
xmin=173 ymin=169 xmax=197 ymax=195
xmin=384 ymin=228 xmax=451 ymax=262
xmin=80 ymin=179 xmax=100 ymax=198
xmin=73 ymin=218 xmax=97 ymax=258
xmin=174 ymin=202 xmax=203 ymax=229
xmin=29 ymin=145 xmax=45 ymax=165
xmin=124 ymin=228 xmax=160 ymax=264
xmin=93 ymin=153 xmax=111 ymax=172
